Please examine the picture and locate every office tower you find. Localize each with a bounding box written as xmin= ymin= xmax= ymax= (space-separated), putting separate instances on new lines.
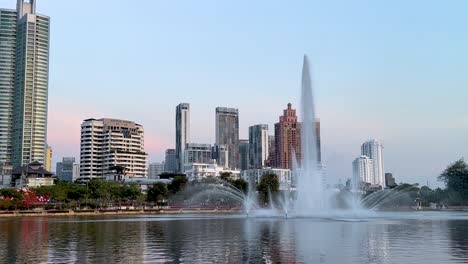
xmin=239 ymin=139 xmax=249 ymax=170
xmin=45 ymin=145 xmax=52 ymax=171
xmin=148 ymin=162 xmax=165 ymax=179
xmin=215 ymin=107 xmax=239 ymax=169
xmin=212 ymin=144 xmax=229 ymax=169
xmin=274 ymin=103 xmax=302 ymax=169
xmin=164 ymin=149 xmax=177 ymax=173
xmin=80 ymin=118 xmax=147 ymax=179
xmin=176 ymin=103 xmax=190 ymax=172
xmin=248 ymin=124 xmax=269 ymax=169
xmin=184 ymin=143 xmax=212 ymax=168
xmin=361 ymin=139 xmax=385 ymax=187
xmin=352 ymin=155 xmax=374 ymax=186
xmin=0 ymin=1 xmax=50 ymax=168
xmin=56 ymin=157 xmax=75 ymax=182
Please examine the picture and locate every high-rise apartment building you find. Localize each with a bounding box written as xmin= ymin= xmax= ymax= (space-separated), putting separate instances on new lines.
xmin=0 ymin=1 xmax=50 ymax=168
xmin=274 ymin=103 xmax=302 ymax=169
xmin=361 ymin=139 xmax=385 ymax=187
xmin=248 ymin=124 xmax=269 ymax=169
xmin=164 ymin=149 xmax=177 ymax=173
xmin=352 ymin=155 xmax=374 ymax=186
xmin=239 ymin=139 xmax=249 ymax=171
xmin=176 ymin=103 xmax=190 ymax=172
xmin=80 ymin=118 xmax=147 ymax=179
xmin=266 ymin=135 xmax=275 ymax=167
xmin=215 ymin=107 xmax=239 ymax=169
xmin=148 ymin=162 xmax=165 ymax=179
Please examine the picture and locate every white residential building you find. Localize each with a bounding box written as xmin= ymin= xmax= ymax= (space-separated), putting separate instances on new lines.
xmin=352 ymin=155 xmax=375 ymax=186
xmin=242 ymin=168 xmax=292 ymax=191
xmin=361 ymin=139 xmax=385 ymax=187
xmin=80 ymin=118 xmax=147 ymax=179
xmin=184 ymin=162 xmax=240 ymax=182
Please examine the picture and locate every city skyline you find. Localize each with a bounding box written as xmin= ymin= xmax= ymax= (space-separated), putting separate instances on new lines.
xmin=1 ymin=0 xmax=466 ymax=186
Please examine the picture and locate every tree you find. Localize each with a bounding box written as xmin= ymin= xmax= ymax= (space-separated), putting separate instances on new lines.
xmin=257 ymin=173 xmax=279 ymax=206
xmin=147 ymin=182 xmax=168 ymax=205
xmin=438 ymin=158 xmax=468 ymax=204
xmin=168 ymin=176 xmax=188 ymax=194
xmin=232 ymin=178 xmax=248 ymax=194
xmin=220 ymin=172 xmax=232 ymax=182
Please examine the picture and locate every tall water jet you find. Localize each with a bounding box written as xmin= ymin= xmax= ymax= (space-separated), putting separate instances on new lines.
xmin=295 ymin=55 xmax=326 ymax=213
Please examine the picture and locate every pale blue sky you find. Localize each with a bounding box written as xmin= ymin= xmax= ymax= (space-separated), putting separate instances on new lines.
xmin=2 ymin=0 xmax=467 ymax=186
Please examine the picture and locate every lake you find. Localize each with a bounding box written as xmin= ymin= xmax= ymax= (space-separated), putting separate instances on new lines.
xmin=1 ymin=212 xmax=468 ymax=263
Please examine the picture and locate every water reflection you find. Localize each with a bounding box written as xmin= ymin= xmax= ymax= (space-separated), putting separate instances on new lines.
xmin=0 ymin=214 xmax=467 ymax=263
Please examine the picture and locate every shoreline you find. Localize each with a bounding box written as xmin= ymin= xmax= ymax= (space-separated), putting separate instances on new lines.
xmin=0 ymin=209 xmax=242 ymax=217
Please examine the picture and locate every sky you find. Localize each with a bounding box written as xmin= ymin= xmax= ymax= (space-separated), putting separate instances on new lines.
xmin=2 ymin=0 xmax=467 ymax=187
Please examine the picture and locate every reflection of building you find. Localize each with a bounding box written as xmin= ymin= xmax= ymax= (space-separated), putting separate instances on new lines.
xmin=249 ymin=124 xmax=269 ymax=169
xmin=148 ymin=162 xmax=165 ymax=179
xmin=12 ymin=161 xmax=55 ymax=188
xmin=184 ymin=162 xmax=240 ymax=181
xmin=80 ymin=118 xmax=147 ymax=179
xmin=242 ymin=168 xmax=292 ymax=191
xmin=361 ymin=139 xmax=385 ymax=187
xmin=176 ymin=103 xmax=190 ymax=172
xmin=239 ymin=139 xmax=249 ymax=170
xmin=164 ymin=149 xmax=177 ymax=173
xmin=215 ymin=107 xmax=239 ymax=169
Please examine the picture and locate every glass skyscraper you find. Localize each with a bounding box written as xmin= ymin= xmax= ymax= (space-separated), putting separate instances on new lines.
xmin=0 ymin=0 xmax=50 ymax=168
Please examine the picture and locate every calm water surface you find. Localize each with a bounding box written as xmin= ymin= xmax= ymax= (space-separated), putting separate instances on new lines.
xmin=1 ymin=212 xmax=468 ymax=263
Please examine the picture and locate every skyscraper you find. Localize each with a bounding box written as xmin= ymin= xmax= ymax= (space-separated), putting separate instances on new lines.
xmin=274 ymin=103 xmax=301 ymax=169
xmin=148 ymin=162 xmax=165 ymax=179
xmin=164 ymin=149 xmax=177 ymax=173
xmin=212 ymin=144 xmax=229 ymax=169
xmin=176 ymin=103 xmax=190 ymax=172
xmin=248 ymin=124 xmax=269 ymax=169
xmin=80 ymin=118 xmax=147 ymax=179
xmin=215 ymin=107 xmax=239 ymax=169
xmin=361 ymin=139 xmax=385 ymax=187
xmin=56 ymin=157 xmax=76 ymax=182
xmin=0 ymin=1 xmax=50 ymax=168
xmin=239 ymin=139 xmax=249 ymax=171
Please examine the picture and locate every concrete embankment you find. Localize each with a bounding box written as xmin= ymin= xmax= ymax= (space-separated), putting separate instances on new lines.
xmin=0 ymin=209 xmax=242 ymax=217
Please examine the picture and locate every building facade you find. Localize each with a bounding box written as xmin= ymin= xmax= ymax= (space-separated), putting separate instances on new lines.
xmin=242 ymin=168 xmax=292 ymax=191
xmin=212 ymin=144 xmax=229 ymax=169
xmin=352 ymin=155 xmax=374 ymax=187
xmin=148 ymin=162 xmax=165 ymax=179
xmin=215 ymin=107 xmax=239 ymax=169
xmin=239 ymin=139 xmax=249 ymax=171
xmin=274 ymin=103 xmax=301 ymax=169
xmin=176 ymin=103 xmax=190 ymax=172
xmin=361 ymin=139 xmax=385 ymax=187
xmin=184 ymin=162 xmax=240 ymax=182
xmin=248 ymin=124 xmax=269 ymax=169
xmin=45 ymin=145 xmax=52 ymax=171
xmin=0 ymin=1 xmax=50 ymax=168
xmin=184 ymin=143 xmax=212 ymax=166
xmin=56 ymin=157 xmax=75 ymax=182
xmin=385 ymin=173 xmax=396 ymax=187
xmin=80 ymin=118 xmax=147 ymax=179
xmin=164 ymin=149 xmax=177 ymax=173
